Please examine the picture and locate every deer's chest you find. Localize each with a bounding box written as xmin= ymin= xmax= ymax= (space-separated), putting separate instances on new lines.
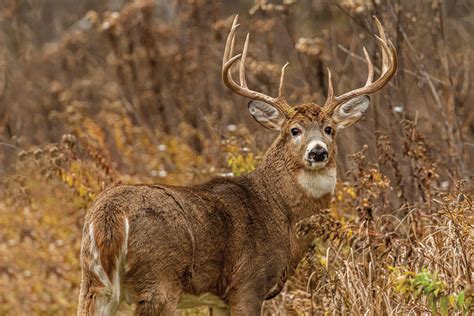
xmin=297 ymin=168 xmax=336 ymax=199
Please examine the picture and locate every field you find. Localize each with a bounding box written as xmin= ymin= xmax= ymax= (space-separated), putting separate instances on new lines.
xmin=0 ymin=0 xmax=473 ymax=315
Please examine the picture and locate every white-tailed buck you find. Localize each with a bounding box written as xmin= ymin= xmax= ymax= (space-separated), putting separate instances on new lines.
xmin=78 ymin=15 xmax=397 ymax=315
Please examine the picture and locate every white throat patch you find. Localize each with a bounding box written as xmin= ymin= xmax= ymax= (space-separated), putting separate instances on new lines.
xmin=297 ymin=168 xmax=336 ymax=199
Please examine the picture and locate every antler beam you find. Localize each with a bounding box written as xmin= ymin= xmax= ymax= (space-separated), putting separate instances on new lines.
xmin=322 ymin=17 xmax=398 ymax=114
xmin=222 ymin=15 xmax=295 ymax=118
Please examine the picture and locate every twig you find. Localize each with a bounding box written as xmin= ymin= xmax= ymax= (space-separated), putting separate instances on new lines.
xmin=337 ymin=44 xmax=448 ymax=87
xmin=0 ymin=142 xmax=21 ymax=150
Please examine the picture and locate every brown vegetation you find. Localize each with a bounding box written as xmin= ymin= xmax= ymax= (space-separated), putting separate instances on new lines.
xmin=0 ymin=0 xmax=472 ymax=315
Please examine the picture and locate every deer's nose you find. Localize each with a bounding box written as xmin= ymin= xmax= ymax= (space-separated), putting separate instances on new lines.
xmin=308 ymin=145 xmax=328 ymax=162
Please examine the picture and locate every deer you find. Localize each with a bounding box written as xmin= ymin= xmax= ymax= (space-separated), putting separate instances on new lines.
xmin=77 ymin=15 xmax=397 ymax=316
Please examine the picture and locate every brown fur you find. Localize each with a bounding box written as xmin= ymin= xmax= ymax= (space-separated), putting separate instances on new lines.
xmin=77 ymin=105 xmax=344 ymax=315
xmin=92 ymin=207 xmax=127 ymax=280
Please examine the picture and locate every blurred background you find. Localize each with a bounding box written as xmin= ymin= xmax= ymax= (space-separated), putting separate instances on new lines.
xmin=0 ymin=0 xmax=472 ymax=314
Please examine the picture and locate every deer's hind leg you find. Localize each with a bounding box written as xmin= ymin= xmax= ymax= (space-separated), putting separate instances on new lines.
xmin=77 ymin=271 xmax=121 ymax=316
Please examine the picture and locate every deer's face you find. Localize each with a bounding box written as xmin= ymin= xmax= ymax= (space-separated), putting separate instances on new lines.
xmin=248 ymin=96 xmax=370 ymax=171
xmin=284 ymin=104 xmax=336 ymax=171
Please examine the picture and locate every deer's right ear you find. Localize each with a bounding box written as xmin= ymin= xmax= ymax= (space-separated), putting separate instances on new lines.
xmin=331 ymin=95 xmax=370 ymax=129
xmin=248 ymin=100 xmax=285 ymax=130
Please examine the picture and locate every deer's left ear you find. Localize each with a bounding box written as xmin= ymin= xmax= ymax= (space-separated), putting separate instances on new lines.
xmin=331 ymin=95 xmax=370 ymax=129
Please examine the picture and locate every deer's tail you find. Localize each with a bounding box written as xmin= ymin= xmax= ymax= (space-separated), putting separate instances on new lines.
xmin=77 ymin=206 xmax=129 ymax=316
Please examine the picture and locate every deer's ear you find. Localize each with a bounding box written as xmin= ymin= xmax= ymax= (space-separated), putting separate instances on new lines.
xmin=248 ymin=100 xmax=285 ymax=130
xmin=331 ymin=95 xmax=370 ymax=129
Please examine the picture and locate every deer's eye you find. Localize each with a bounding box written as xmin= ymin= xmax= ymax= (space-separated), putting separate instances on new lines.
xmin=290 ymin=127 xmax=301 ymax=137
xmin=324 ymin=126 xmax=333 ymax=135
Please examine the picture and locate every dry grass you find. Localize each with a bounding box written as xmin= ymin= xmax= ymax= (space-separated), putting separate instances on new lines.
xmin=0 ymin=0 xmax=473 ymax=315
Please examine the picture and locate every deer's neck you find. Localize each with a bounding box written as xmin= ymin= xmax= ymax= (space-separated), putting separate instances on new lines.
xmin=251 ymin=137 xmax=335 ymax=226
xmin=247 ymin=137 xmax=335 ymax=292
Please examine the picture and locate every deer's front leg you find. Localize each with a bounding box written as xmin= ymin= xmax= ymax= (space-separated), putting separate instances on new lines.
xmin=230 ymin=302 xmax=263 ymax=316
xmin=229 ymin=292 xmax=263 ymax=316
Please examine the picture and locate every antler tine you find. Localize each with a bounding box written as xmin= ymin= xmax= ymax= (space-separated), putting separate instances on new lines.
xmin=362 ymin=47 xmax=374 ymax=86
xmin=327 ymin=68 xmax=335 ymax=100
xmin=278 ymin=62 xmax=289 ymax=97
xmin=239 ymin=33 xmax=249 ymax=87
xmin=323 ymin=68 xmax=335 ymax=108
xmin=222 ymin=15 xmax=295 ymax=118
xmin=223 ymin=15 xmax=239 ymax=67
xmin=322 ymin=16 xmax=398 ymax=114
xmin=373 ymin=16 xmax=389 ymax=73
xmin=374 ymin=34 xmax=395 ymax=74
xmin=230 ymin=31 xmax=236 ymax=62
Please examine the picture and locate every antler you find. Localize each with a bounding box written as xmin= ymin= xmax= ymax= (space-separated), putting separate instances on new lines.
xmin=322 ymin=17 xmax=398 ymax=114
xmin=222 ymin=15 xmax=295 ymax=118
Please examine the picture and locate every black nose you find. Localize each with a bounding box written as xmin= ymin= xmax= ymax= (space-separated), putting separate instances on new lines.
xmin=308 ymin=145 xmax=328 ymax=162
